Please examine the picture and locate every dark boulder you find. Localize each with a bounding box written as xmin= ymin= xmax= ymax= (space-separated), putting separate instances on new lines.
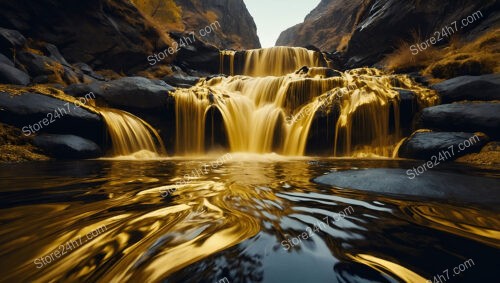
xmin=0 ymin=27 xmax=26 ymax=57
xmin=73 ymin=62 xmax=106 ymax=81
xmin=16 ymin=51 xmax=80 ymax=85
xmin=162 ymin=73 xmax=200 ymax=88
xmin=0 ymin=92 xmax=103 ymax=143
xmin=420 ymin=102 xmax=500 ymax=139
xmin=64 ymin=83 xmax=101 ymax=98
xmin=431 ymin=74 xmax=500 ymax=103
xmin=17 ymin=51 xmax=60 ymax=76
xmin=92 ymin=77 xmax=175 ymax=110
xmin=313 ymin=168 xmax=500 ymax=206
xmin=398 ymin=131 xmax=489 ymax=160
xmin=40 ymin=43 xmax=70 ymax=67
xmin=33 ymin=134 xmax=101 ymax=159
xmin=0 ymin=53 xmax=14 ymax=66
xmin=0 ymin=63 xmax=30 ymax=85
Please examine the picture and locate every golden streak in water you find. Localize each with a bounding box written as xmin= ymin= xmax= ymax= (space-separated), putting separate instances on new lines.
xmin=347 ymin=253 xmax=427 ymax=283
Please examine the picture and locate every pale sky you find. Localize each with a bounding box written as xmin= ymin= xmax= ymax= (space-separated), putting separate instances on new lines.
xmin=244 ymin=0 xmax=321 ymax=48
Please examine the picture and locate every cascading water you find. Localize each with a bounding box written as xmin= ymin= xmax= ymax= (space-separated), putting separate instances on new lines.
xmin=99 ymin=108 xmax=165 ymax=156
xmin=175 ymin=47 xmax=438 ymax=157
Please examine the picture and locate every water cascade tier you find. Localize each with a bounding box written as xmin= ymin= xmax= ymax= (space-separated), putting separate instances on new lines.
xmin=99 ymin=108 xmax=166 ymax=156
xmin=220 ymin=46 xmax=326 ymax=77
xmin=173 ymin=47 xmax=439 ymax=157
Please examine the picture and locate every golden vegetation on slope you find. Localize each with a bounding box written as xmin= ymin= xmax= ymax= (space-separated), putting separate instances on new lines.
xmin=130 ymin=0 xmax=183 ymax=31
xmin=383 ymin=29 xmax=500 ymax=81
xmin=0 ymin=123 xmax=49 ymax=162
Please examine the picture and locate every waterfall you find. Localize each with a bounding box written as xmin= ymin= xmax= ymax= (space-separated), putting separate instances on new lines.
xmin=219 ymin=46 xmax=324 ymax=77
xmin=243 ymin=46 xmax=323 ymax=77
xmin=172 ymin=47 xmax=438 ymax=157
xmin=99 ymin=108 xmax=165 ymax=156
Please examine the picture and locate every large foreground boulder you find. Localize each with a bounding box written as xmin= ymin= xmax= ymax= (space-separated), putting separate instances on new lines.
xmin=398 ymin=131 xmax=489 ymax=160
xmin=420 ymin=102 xmax=500 ymax=139
xmin=314 ymin=168 xmax=500 ymax=206
xmin=0 ymin=92 xmax=103 ymax=143
xmin=0 ymin=63 xmax=30 ymax=85
xmin=33 ymin=134 xmax=101 ymax=159
xmin=431 ymin=74 xmax=500 ymax=103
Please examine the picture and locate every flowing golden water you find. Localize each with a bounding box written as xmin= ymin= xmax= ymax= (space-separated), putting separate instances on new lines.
xmin=1 ymin=159 xmax=498 ymax=282
xmin=242 ymin=46 xmax=323 ymax=77
xmin=99 ymin=108 xmax=165 ymax=156
xmin=175 ymin=47 xmax=438 ymax=157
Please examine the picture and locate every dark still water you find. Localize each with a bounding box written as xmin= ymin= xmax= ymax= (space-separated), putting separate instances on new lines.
xmin=0 ymin=156 xmax=499 ymax=283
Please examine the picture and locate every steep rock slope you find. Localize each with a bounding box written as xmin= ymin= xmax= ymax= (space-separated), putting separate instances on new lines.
xmin=277 ymin=0 xmax=499 ymax=67
xmin=174 ymin=0 xmax=261 ymax=49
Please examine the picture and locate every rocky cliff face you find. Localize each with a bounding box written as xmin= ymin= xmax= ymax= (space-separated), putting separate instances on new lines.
xmin=174 ymin=0 xmax=261 ymax=50
xmin=0 ymin=0 xmax=167 ymax=73
xmin=277 ymin=0 xmax=499 ymax=67
xmin=0 ymin=0 xmax=260 ymax=73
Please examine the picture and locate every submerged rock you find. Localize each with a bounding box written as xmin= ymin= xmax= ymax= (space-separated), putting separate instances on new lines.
xmin=431 ymin=74 xmax=500 ymax=103
xmin=420 ymin=102 xmax=500 ymax=139
xmin=314 ymin=168 xmax=500 ymax=206
xmin=398 ymin=131 xmax=489 ymax=160
xmin=34 ymin=134 xmax=101 ymax=159
xmin=0 ymin=63 xmax=30 ymax=85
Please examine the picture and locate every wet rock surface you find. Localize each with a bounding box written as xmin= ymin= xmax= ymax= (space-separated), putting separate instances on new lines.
xmin=33 ymin=134 xmax=101 ymax=159
xmin=398 ymin=131 xmax=489 ymax=160
xmin=420 ymin=102 xmax=500 ymax=139
xmin=314 ymin=168 xmax=500 ymax=206
xmin=0 ymin=92 xmax=103 ymax=143
xmin=71 ymin=77 xmax=175 ymax=111
xmin=0 ymin=63 xmax=30 ymax=85
xmin=431 ymin=74 xmax=500 ymax=103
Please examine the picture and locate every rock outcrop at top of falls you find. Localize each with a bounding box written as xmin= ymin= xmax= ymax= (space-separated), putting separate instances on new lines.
xmin=276 ymin=0 xmax=500 ymax=67
xmin=0 ymin=0 xmax=260 ymax=73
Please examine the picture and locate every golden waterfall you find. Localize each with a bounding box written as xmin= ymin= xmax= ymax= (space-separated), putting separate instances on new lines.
xmin=176 ymin=47 xmax=438 ymax=157
xmin=99 ymin=108 xmax=165 ymax=156
xmin=220 ymin=46 xmax=324 ymax=77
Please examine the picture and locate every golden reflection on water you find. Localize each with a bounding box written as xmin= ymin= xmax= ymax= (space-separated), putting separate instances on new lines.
xmin=347 ymin=253 xmax=427 ymax=283
xmin=402 ymin=204 xmax=500 ymax=248
xmin=0 ymin=159 xmax=498 ymax=282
